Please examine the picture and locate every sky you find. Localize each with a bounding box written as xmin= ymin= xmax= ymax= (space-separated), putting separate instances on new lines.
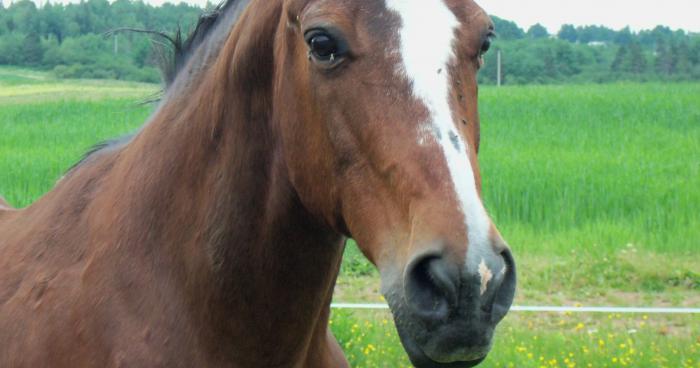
xmin=476 ymin=0 xmax=700 ymax=33
xmin=6 ymin=0 xmax=700 ymax=33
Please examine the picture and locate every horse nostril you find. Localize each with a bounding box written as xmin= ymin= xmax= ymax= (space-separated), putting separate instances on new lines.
xmin=489 ymin=248 xmax=516 ymax=324
xmin=404 ymin=254 xmax=459 ymax=321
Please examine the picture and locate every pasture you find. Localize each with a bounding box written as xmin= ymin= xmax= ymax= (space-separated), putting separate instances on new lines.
xmin=1 ymin=67 xmax=698 ymax=367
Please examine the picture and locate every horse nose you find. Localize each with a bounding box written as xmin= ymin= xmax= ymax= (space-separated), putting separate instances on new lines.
xmin=404 ymin=244 xmax=516 ymax=323
xmin=404 ymin=252 xmax=459 ymax=321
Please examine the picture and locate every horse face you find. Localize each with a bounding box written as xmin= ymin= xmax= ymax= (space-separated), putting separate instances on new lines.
xmin=276 ymin=0 xmax=515 ymax=366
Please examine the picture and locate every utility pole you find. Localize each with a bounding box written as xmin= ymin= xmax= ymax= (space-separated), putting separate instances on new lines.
xmin=113 ymin=34 xmax=118 ymax=55
xmin=497 ymin=49 xmax=502 ymax=87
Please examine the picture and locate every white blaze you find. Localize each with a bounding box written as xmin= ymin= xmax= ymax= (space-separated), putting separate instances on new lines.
xmin=386 ymin=0 xmax=492 ymax=270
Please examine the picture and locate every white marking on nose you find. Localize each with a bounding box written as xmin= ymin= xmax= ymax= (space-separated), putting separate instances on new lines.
xmin=386 ymin=0 xmax=492 ymax=270
xmin=478 ymin=258 xmax=493 ymax=296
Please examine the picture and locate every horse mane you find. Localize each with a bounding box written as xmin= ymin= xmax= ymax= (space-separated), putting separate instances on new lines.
xmin=68 ymin=0 xmax=250 ymax=175
xmin=157 ymin=5 xmax=220 ymax=88
xmin=158 ymin=0 xmax=247 ymax=90
xmin=66 ymin=135 xmax=133 ymax=175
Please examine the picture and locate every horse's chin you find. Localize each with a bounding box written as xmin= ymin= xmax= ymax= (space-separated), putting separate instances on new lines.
xmin=387 ymin=296 xmax=494 ymax=368
xmin=398 ymin=331 xmax=489 ymax=368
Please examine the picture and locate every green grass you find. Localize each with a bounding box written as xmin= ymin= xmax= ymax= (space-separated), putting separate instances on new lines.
xmin=0 ymin=68 xmax=156 ymax=207
xmin=0 ymin=67 xmax=47 ymax=85
xmin=2 ymin=71 xmax=697 ymax=255
xmin=1 ymin=68 xmax=698 ymax=367
xmin=331 ymin=309 xmax=700 ymax=368
xmin=0 ymin=99 xmax=154 ymax=206
xmin=479 ymin=83 xmax=700 ymax=254
xmin=335 ymin=246 xmax=700 ymax=307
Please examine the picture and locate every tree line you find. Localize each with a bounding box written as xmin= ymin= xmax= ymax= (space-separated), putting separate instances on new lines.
xmin=479 ymin=17 xmax=700 ymax=84
xmin=0 ymin=0 xmax=202 ymax=82
xmin=1 ymin=0 xmax=699 ymax=84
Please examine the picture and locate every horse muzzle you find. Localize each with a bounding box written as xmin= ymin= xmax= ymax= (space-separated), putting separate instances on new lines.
xmin=382 ymin=244 xmax=516 ymax=368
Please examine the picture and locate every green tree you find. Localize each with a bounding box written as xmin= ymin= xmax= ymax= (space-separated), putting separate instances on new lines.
xmin=627 ymin=42 xmax=647 ymax=74
xmin=558 ymin=24 xmax=578 ymax=43
xmin=0 ymin=2 xmax=6 ymax=35
xmin=639 ymin=26 xmax=672 ymax=47
xmin=491 ymin=16 xmax=524 ymax=40
xmin=655 ymin=38 xmax=673 ymax=75
xmin=612 ymin=42 xmax=647 ymax=75
xmin=554 ymin=41 xmax=581 ymax=75
xmin=21 ymin=32 xmax=44 ymax=66
xmin=689 ymin=38 xmax=700 ymax=66
xmin=671 ymin=40 xmax=692 ymax=75
xmin=132 ymin=38 xmax=153 ymax=67
xmin=0 ymin=34 xmax=24 ymax=64
xmin=527 ymin=23 xmax=549 ymax=39
xmin=41 ymin=3 xmax=66 ymax=44
xmin=10 ymin=0 xmax=40 ymax=35
xmin=614 ymin=27 xmax=634 ymax=45
xmin=611 ymin=45 xmax=628 ymax=72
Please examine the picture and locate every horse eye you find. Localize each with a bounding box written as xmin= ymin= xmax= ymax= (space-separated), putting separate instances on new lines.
xmin=480 ymin=39 xmax=491 ymax=54
xmin=308 ymin=33 xmax=339 ymax=60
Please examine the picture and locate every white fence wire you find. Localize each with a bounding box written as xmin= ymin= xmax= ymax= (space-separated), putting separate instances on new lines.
xmin=331 ymin=303 xmax=700 ymax=314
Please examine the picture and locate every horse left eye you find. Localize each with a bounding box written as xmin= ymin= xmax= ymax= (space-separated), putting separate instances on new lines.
xmin=480 ymin=39 xmax=491 ymax=54
xmin=304 ymin=28 xmax=349 ymax=67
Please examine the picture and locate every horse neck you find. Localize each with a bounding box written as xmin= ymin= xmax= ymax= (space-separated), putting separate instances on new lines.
xmin=93 ymin=1 xmax=345 ymax=363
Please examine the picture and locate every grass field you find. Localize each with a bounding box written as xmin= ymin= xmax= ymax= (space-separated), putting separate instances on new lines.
xmin=330 ymin=309 xmax=699 ymax=368
xmin=479 ymin=83 xmax=700 ymax=255
xmin=1 ymin=67 xmax=698 ymax=367
xmin=0 ymin=68 xmax=157 ymax=207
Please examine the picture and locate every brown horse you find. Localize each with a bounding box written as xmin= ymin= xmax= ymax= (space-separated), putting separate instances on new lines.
xmin=0 ymin=196 xmax=11 ymax=212
xmin=0 ymin=0 xmax=515 ymax=367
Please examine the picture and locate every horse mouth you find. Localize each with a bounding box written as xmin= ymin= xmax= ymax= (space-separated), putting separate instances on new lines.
xmin=407 ymin=347 xmax=487 ymax=368
xmin=398 ymin=326 xmax=490 ymax=368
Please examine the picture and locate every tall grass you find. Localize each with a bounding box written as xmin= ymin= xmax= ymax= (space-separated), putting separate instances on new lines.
xmin=0 ymin=99 xmax=152 ymax=206
xmin=479 ymin=83 xmax=700 ymax=254
xmin=1 ymin=71 xmax=697 ymax=254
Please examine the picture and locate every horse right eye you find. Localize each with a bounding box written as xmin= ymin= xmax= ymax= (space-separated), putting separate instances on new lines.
xmin=309 ymin=34 xmax=338 ymax=59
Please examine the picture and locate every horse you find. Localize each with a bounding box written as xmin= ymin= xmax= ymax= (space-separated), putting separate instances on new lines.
xmin=0 ymin=196 xmax=11 ymax=212
xmin=0 ymin=0 xmax=516 ymax=367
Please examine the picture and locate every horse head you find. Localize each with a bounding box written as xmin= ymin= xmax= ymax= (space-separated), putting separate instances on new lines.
xmin=272 ymin=0 xmax=516 ymax=366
